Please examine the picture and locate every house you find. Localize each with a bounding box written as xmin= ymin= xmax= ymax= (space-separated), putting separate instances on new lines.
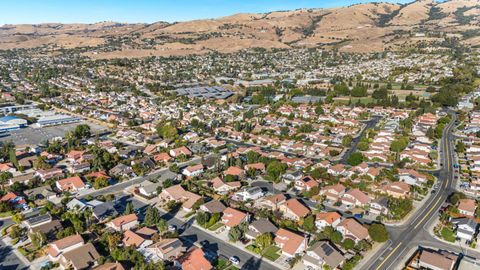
xmin=282 ymin=170 xmax=303 ymax=184
xmin=24 ymin=213 xmax=52 ymax=229
xmin=159 ymin=185 xmax=201 ymax=212
xmin=93 ymin=262 xmax=125 ymax=270
xmin=224 ymin=166 xmax=245 ymax=178
xmin=257 ymin=193 xmax=286 ymax=211
xmin=154 ymin=152 xmax=172 ymax=163
xmin=55 ymin=176 xmax=86 ymax=193
xmin=369 ymin=197 xmax=389 ymax=216
xmin=451 ymin=218 xmax=478 ymax=242
xmin=122 ymin=230 xmax=153 ymax=249
xmin=23 ymin=185 xmax=57 ymax=203
xmin=244 ymin=163 xmax=265 ymax=173
xmin=30 ymin=219 xmax=63 ymax=240
xmin=169 ymin=146 xmax=192 ymax=158
xmin=178 ymin=248 xmax=213 ymax=270
xmin=321 ymin=184 xmax=346 ymax=202
xmin=109 ymin=163 xmax=135 ymax=178
xmin=68 ymin=162 xmax=91 ymax=174
xmin=417 ymin=249 xmax=458 ymax=270
xmin=46 ymin=234 xmax=84 ymax=260
xmin=131 ymin=157 xmax=155 ymax=170
xmin=138 ymin=180 xmax=162 ymax=197
xmin=278 ymin=198 xmax=310 ymax=221
xmin=182 ymin=164 xmax=204 ymax=177
xmin=0 ymin=192 xmax=27 ymax=210
xmin=221 ymin=207 xmax=249 ymax=228
xmin=199 ymin=200 xmax=226 ymax=214
xmin=341 ymin=189 xmax=371 ymax=208
xmin=66 ymin=150 xmax=85 ymax=163
xmin=245 ymin=218 xmax=278 ymax=240
xmin=144 ymin=238 xmax=185 ymax=262
xmin=303 ymin=241 xmax=345 ymax=270
xmin=315 ymin=212 xmax=342 ymax=230
xmin=58 ymin=242 xmax=100 ymax=270
xmin=336 ymin=218 xmax=369 ymax=243
xmin=458 ymin=199 xmax=476 ymax=217
xmin=67 ymin=198 xmax=88 ymax=212
xmin=383 ymin=182 xmax=411 ymax=198
xmin=328 ymin=164 xmax=346 ymax=176
xmin=35 ymin=167 xmax=64 ymax=181
xmin=295 ymin=176 xmax=319 ymax=192
xmin=232 ymin=186 xmax=264 ymax=201
xmin=274 ymin=229 xmax=306 ymax=257
xmin=210 ymin=177 xmax=241 ymax=194
xmin=107 ymin=214 xmax=139 ymax=231
xmin=398 ymin=169 xmax=428 ymax=186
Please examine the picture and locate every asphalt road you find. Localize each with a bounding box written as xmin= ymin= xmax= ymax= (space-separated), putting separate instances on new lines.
xmin=361 ymin=110 xmax=461 ymax=270
xmin=339 ymin=116 xmax=381 ymax=164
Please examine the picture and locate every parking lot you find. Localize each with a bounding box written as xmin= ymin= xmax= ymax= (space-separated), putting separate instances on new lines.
xmin=0 ymin=121 xmax=108 ymax=146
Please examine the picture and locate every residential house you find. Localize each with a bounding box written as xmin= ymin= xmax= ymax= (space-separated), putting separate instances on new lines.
xmin=145 ymin=238 xmax=185 ymax=262
xmin=55 ymin=176 xmax=86 ymax=193
xmin=369 ymin=197 xmax=389 ymax=216
xmin=278 ymin=198 xmax=310 ymax=221
xmin=341 ymin=189 xmax=371 ymax=208
xmin=315 ymin=212 xmax=342 ymax=230
xmin=182 ymin=164 xmax=204 ymax=177
xmin=210 ymin=177 xmax=241 ymax=195
xmin=178 ymin=248 xmax=213 ymax=270
xmin=169 ymin=146 xmax=192 ymax=158
xmin=382 ymin=182 xmax=411 ymax=198
xmin=221 ymin=207 xmax=249 ymax=229
xmin=232 ymin=186 xmax=264 ymax=201
xmin=303 ymin=241 xmax=345 ymax=270
xmin=58 ymin=242 xmax=100 ymax=270
xmin=336 ymin=218 xmax=369 ymax=243
xmin=321 ymin=184 xmax=346 ymax=202
xmin=417 ymin=249 xmax=458 ymax=270
xmin=199 ymin=200 xmax=226 ymax=214
xmin=46 ymin=234 xmax=84 ymax=260
xmin=122 ymin=230 xmax=153 ymax=249
xmin=458 ymin=199 xmax=477 ymax=217
xmin=245 ymin=218 xmax=278 ymax=240
xmin=295 ymin=176 xmax=319 ymax=192
xmin=451 ymin=218 xmax=478 ymax=242
xmin=274 ymin=229 xmax=306 ymax=258
xmin=159 ymin=185 xmax=201 ymax=212
xmin=107 ymin=214 xmax=139 ymax=231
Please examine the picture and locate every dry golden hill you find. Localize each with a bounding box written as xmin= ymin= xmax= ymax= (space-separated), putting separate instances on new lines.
xmin=1 ymin=0 xmax=480 ymax=57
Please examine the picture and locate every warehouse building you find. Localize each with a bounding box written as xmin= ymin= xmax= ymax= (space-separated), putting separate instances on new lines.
xmin=36 ymin=114 xmax=81 ymax=127
xmin=0 ymin=115 xmax=28 ymax=132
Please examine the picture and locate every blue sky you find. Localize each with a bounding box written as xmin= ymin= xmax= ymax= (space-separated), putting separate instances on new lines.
xmin=0 ymin=0 xmax=413 ymax=25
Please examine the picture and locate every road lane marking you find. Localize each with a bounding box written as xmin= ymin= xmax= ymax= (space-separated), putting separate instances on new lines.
xmin=414 ymin=195 xmax=443 ymax=229
xmin=375 ymin=242 xmax=402 ymax=270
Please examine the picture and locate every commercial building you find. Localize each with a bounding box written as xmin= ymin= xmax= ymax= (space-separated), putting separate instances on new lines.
xmin=0 ymin=115 xmax=28 ymax=132
xmin=36 ymin=114 xmax=81 ymax=127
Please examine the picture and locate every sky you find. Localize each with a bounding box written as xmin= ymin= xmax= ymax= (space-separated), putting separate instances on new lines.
xmin=0 ymin=0 xmax=414 ymax=25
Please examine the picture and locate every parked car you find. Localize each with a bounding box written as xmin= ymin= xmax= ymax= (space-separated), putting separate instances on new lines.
xmin=229 ymin=256 xmax=240 ymax=265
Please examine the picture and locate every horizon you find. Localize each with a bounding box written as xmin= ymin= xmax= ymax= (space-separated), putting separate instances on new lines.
xmin=0 ymin=0 xmax=414 ymax=26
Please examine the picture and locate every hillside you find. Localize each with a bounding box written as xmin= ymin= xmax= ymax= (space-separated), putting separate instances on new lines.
xmin=1 ymin=0 xmax=479 ymax=57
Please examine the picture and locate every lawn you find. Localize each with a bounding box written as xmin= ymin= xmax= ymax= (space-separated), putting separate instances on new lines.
xmin=262 ymin=246 xmax=281 ymax=261
xmin=246 ymin=244 xmax=261 ymax=254
xmin=440 ymin=227 xmax=456 ymax=242
xmin=215 ymin=259 xmax=231 ymax=270
xmin=208 ymin=222 xmax=224 ymax=231
xmin=0 ymin=211 xmax=13 ymax=218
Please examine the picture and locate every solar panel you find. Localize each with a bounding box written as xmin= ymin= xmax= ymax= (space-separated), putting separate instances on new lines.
xmin=322 ymin=243 xmax=334 ymax=256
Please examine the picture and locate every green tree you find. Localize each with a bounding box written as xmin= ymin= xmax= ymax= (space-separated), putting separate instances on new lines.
xmin=302 ymin=215 xmax=317 ymax=233
xmin=196 ymin=211 xmax=211 ymax=227
xmin=368 ymin=223 xmax=389 ymax=242
xmin=144 ymin=206 xmax=161 ymax=226
xmin=255 ymin=233 xmax=273 ymax=250
xmin=266 ymin=161 xmax=287 ymax=182
xmin=93 ymin=177 xmax=109 ymax=189
xmin=228 ymin=226 xmax=243 ymax=242
xmin=342 ymin=135 xmax=353 ymax=147
xmin=342 ymin=238 xmax=355 ymax=250
xmin=347 ymin=152 xmax=364 ymax=166
xmin=331 ymin=231 xmax=343 ymax=244
xmin=124 ymin=202 xmax=134 ymax=215
xmin=12 ymin=213 xmax=23 ymax=224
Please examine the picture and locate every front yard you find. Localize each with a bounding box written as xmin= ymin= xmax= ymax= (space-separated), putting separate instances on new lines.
xmin=262 ymin=246 xmax=281 ymax=261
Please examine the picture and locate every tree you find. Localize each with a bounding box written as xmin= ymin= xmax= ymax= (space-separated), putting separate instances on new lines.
xmin=124 ymin=202 xmax=134 ymax=215
xmin=449 ymin=192 xmax=466 ymax=205
xmin=347 ymin=152 xmax=364 ymax=166
xmin=368 ymin=223 xmax=389 ymax=242
xmin=74 ymin=124 xmax=91 ymax=139
xmin=255 ymin=233 xmax=273 ymax=250
xmin=156 ymin=123 xmax=178 ymax=139
xmin=342 ymin=135 xmax=353 ymax=147
xmin=351 ymin=86 xmax=367 ymax=97
xmin=228 ymin=226 xmax=243 ymax=242
xmin=331 ymin=231 xmax=343 ymax=244
xmin=144 ymin=206 xmax=161 ymax=226
xmin=93 ymin=177 xmax=109 ymax=189
xmin=303 ymin=215 xmax=317 ymax=233
xmin=33 ymin=156 xmax=51 ymax=170
xmin=12 ymin=213 xmax=23 ymax=224
xmin=266 ymin=161 xmax=287 ymax=182
xmin=0 ymin=171 xmax=12 ymax=190
xmin=30 ymin=232 xmax=46 ymax=249
xmin=157 ymin=219 xmax=168 ymax=233
xmin=390 ymin=137 xmax=409 ymax=153
xmin=342 ymin=238 xmax=355 ymax=250
xmin=196 ymin=211 xmax=211 ymax=227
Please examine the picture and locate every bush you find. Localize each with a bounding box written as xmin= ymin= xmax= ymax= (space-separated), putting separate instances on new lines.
xmin=368 ymin=223 xmax=389 ymax=242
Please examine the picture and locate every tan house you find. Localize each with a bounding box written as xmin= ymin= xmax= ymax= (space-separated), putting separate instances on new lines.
xmin=106 ymin=214 xmax=139 ymax=231
xmin=278 ymin=198 xmax=310 ymax=221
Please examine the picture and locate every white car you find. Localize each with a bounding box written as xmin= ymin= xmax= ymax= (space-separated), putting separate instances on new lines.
xmin=229 ymin=256 xmax=240 ymax=265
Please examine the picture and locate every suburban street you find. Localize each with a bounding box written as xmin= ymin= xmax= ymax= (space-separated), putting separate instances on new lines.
xmin=360 ymin=110 xmax=475 ymax=270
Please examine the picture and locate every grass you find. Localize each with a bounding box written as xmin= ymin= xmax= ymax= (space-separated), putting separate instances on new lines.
xmin=215 ymin=259 xmax=231 ymax=270
xmin=0 ymin=211 xmax=13 ymax=218
xmin=262 ymin=246 xmax=281 ymax=261
xmin=208 ymin=222 xmax=224 ymax=231
xmin=440 ymin=227 xmax=456 ymax=242
xmin=246 ymin=244 xmax=261 ymax=254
